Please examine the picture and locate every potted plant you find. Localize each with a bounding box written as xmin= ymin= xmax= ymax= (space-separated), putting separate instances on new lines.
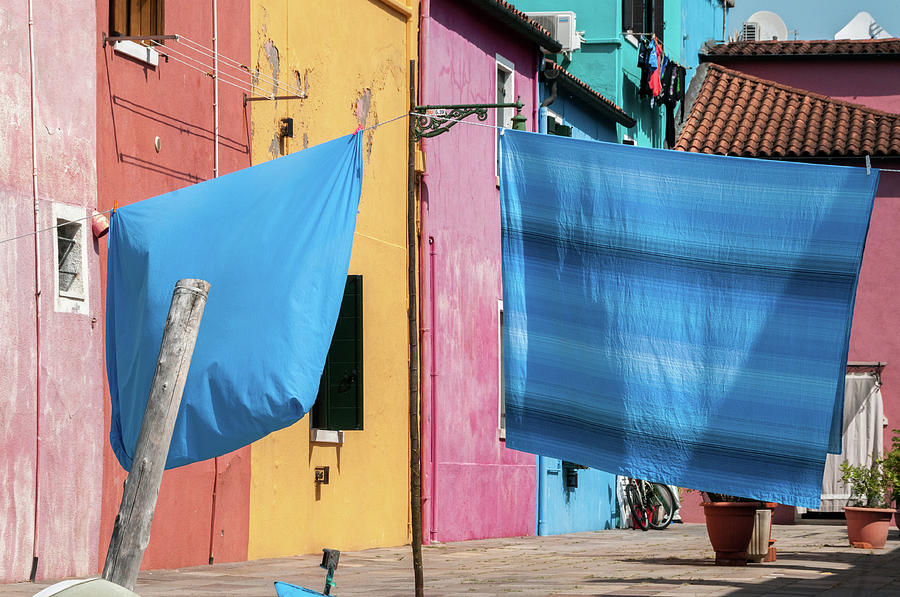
xmin=700 ymin=493 xmax=762 ymax=565
xmin=839 ymin=456 xmax=898 ymax=549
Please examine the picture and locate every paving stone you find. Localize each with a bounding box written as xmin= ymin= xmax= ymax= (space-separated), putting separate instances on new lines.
xmin=4 ymin=524 xmax=899 ymax=597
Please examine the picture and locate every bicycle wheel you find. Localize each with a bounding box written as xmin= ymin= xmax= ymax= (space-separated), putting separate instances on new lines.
xmin=647 ymin=483 xmax=676 ymax=530
xmin=625 ymin=484 xmax=649 ymax=531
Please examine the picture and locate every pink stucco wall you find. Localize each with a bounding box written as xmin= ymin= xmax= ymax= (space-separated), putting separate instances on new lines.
xmin=418 ymin=0 xmax=540 ymax=543
xmin=0 ymin=0 xmax=103 ymax=582
xmin=708 ymin=58 xmax=900 ymax=114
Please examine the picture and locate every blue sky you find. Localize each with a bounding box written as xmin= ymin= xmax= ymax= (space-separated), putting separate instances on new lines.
xmin=727 ymin=0 xmax=900 ymax=40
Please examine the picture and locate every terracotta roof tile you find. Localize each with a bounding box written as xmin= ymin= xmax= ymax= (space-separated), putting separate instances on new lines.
xmin=544 ymin=62 xmax=635 ymax=127
xmin=458 ymin=0 xmax=562 ymax=52
xmin=675 ymin=64 xmax=900 ymax=158
xmin=703 ymin=38 xmax=900 ymax=58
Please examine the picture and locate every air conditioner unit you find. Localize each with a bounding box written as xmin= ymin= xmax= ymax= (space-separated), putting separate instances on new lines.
xmin=526 ymin=11 xmax=581 ymax=53
xmin=741 ymin=22 xmax=760 ymax=41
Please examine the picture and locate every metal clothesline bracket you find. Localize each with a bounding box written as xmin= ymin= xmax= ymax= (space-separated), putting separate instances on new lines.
xmin=102 ymin=33 xmax=179 ymax=47
xmin=411 ymin=98 xmax=525 ymax=140
xmin=242 ymin=93 xmax=308 ymax=107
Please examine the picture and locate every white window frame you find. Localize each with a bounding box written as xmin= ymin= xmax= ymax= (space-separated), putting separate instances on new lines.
xmin=498 ymin=298 xmax=506 ymax=440
xmin=52 ymin=203 xmax=90 ymax=314
xmin=495 ymin=54 xmax=515 ymax=182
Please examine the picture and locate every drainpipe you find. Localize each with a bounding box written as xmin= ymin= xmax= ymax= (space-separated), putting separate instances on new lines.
xmin=213 ymin=0 xmax=219 ymax=177
xmin=27 ymin=0 xmax=42 ymax=578
xmin=534 ymin=104 xmax=548 ymax=538
xmin=538 ymin=58 xmax=558 ymax=135
xmin=208 ymin=0 xmax=220 ymax=566
xmin=418 ymin=0 xmax=438 ymax=545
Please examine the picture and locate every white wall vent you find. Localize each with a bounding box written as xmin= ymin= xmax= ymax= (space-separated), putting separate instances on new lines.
xmin=741 ymin=22 xmax=760 ymax=41
xmin=526 ymin=11 xmax=581 ymax=53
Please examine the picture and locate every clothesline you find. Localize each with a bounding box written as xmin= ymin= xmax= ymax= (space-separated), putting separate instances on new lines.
xmin=2 ymin=111 xmax=896 ymax=247
xmin=0 ymin=113 xmax=409 ymax=246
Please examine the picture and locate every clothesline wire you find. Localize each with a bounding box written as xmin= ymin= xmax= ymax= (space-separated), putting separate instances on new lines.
xmin=150 ymin=40 xmax=284 ymax=99
xmin=0 ymin=208 xmax=115 ymax=246
xmin=175 ymin=35 xmax=307 ymax=97
xmin=0 ymin=113 xmax=410 ymax=247
xmin=4 ymin=112 xmax=896 ymax=246
xmin=149 ymin=47 xmax=264 ymax=98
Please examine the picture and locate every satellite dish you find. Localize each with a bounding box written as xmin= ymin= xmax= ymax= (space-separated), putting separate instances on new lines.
xmin=747 ymin=11 xmax=789 ymax=41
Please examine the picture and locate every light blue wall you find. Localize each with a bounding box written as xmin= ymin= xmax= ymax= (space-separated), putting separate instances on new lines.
xmin=535 ymin=87 xmax=619 ymax=535
xmin=537 ymin=458 xmax=619 ymax=535
xmin=541 ymin=90 xmax=618 ymax=142
xmin=681 ymin=0 xmax=726 ymax=87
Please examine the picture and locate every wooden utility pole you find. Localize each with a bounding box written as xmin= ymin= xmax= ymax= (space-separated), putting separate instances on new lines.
xmin=103 ymin=278 xmax=211 ymax=591
xmin=407 ymin=58 xmax=425 ymax=597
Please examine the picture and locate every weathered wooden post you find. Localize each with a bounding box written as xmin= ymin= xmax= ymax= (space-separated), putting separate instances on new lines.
xmin=103 ymin=278 xmax=211 ymax=591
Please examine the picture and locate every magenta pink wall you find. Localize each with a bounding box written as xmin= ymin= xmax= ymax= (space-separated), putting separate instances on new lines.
xmin=710 ymin=59 xmax=900 ymax=114
xmin=418 ymin=0 xmax=539 ymax=543
xmin=1 ymin=0 xmax=104 ymax=582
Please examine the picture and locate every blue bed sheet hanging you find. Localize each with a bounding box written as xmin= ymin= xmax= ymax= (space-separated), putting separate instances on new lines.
xmin=499 ymin=130 xmax=876 ymax=507
xmin=106 ymin=134 xmax=363 ymax=470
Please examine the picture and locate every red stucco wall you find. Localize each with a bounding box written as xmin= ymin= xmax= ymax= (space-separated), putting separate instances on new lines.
xmin=95 ymin=0 xmax=252 ymax=571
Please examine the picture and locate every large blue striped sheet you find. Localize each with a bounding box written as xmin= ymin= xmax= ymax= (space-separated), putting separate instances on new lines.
xmin=499 ymin=130 xmax=876 ymax=507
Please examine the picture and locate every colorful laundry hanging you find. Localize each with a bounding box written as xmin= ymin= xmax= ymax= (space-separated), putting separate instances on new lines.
xmin=637 ymin=35 xmax=684 ymax=122
xmin=106 ymin=134 xmax=363 ymax=470
xmin=499 ymin=130 xmax=877 ymax=507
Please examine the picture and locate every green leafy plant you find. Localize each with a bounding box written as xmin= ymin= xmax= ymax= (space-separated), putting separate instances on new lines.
xmin=883 ymin=429 xmax=900 ymax=505
xmin=839 ymin=457 xmax=897 ymax=508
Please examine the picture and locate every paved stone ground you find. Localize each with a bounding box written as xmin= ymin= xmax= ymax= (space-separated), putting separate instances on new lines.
xmin=4 ymin=522 xmax=899 ymax=596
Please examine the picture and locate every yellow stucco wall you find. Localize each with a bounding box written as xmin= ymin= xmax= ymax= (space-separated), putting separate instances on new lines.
xmin=248 ymin=0 xmax=415 ymax=558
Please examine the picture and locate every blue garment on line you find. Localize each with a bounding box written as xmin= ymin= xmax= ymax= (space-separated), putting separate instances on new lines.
xmin=499 ymin=130 xmax=876 ymax=507
xmin=106 ymin=134 xmax=363 ymax=470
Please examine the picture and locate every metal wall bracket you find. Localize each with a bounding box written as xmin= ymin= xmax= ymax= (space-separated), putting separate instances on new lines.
xmin=411 ymin=98 xmax=525 ymax=140
xmin=102 ymin=33 xmax=178 ymax=47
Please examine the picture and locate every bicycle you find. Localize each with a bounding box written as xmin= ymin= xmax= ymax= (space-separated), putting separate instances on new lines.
xmin=623 ymin=478 xmax=677 ymax=531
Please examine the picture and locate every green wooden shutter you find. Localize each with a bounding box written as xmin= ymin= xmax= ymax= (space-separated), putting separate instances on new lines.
xmin=312 ymin=276 xmax=363 ymax=431
xmin=548 ymin=119 xmax=572 ymax=138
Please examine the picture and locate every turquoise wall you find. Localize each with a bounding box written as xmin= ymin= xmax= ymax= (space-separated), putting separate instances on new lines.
xmin=515 ymin=0 xmax=728 ymax=149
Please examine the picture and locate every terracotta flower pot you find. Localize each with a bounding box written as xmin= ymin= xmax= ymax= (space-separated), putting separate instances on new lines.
xmin=702 ymin=502 xmax=759 ymax=565
xmin=843 ymin=506 xmax=895 ymax=549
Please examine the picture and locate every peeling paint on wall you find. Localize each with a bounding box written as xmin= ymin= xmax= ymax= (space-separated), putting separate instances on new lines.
xmin=263 ymin=40 xmax=280 ymax=96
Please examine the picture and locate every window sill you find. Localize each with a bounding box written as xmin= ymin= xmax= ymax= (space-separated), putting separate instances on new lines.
xmin=113 ymin=40 xmax=159 ymax=67
xmin=310 ymin=428 xmax=345 ymax=445
xmin=623 ymin=33 xmax=639 ymax=48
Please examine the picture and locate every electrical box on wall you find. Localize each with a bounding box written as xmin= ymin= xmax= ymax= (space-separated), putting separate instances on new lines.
xmin=315 ymin=466 xmax=330 ymax=484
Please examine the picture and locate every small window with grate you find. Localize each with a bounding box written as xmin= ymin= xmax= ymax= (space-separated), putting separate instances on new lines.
xmin=312 ymin=276 xmax=364 ymax=431
xmin=56 ymin=219 xmax=84 ymax=301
